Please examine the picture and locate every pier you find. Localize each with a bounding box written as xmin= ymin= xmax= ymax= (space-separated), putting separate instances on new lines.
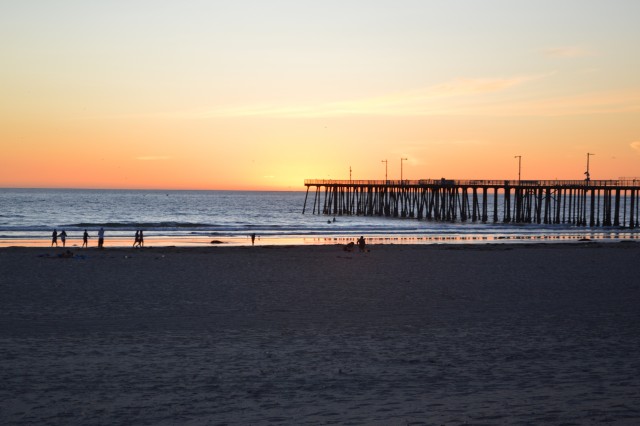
xmin=303 ymin=179 xmax=640 ymax=228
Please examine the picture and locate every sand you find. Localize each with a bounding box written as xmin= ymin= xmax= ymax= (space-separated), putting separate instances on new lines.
xmin=1 ymin=242 xmax=639 ymax=425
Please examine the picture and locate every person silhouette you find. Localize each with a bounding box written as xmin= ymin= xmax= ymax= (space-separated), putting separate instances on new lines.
xmin=357 ymin=236 xmax=366 ymax=252
xmin=51 ymin=229 xmax=58 ymax=247
xmin=60 ymin=230 xmax=67 ymax=247
xmin=133 ymin=230 xmax=139 ymax=248
xmin=82 ymin=230 xmax=89 ymax=248
xmin=139 ymin=230 xmax=144 ymax=247
xmin=251 ymin=233 xmax=256 ymax=246
xmin=98 ymin=227 xmax=105 ymax=249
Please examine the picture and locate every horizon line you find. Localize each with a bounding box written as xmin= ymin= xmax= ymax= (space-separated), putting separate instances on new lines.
xmin=0 ymin=186 xmax=306 ymax=192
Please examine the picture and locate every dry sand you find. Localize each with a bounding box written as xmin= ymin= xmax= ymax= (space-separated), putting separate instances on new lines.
xmin=1 ymin=242 xmax=639 ymax=425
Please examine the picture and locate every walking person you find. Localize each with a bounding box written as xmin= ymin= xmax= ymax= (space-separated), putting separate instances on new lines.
xmin=138 ymin=230 xmax=144 ymax=247
xmin=51 ymin=229 xmax=58 ymax=247
xmin=133 ymin=230 xmax=140 ymax=248
xmin=82 ymin=230 xmax=89 ymax=248
xmin=250 ymin=233 xmax=256 ymax=246
xmin=60 ymin=230 xmax=67 ymax=247
xmin=98 ymin=227 xmax=105 ymax=249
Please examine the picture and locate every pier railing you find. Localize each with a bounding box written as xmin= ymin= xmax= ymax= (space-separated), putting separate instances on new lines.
xmin=304 ymin=179 xmax=640 ymax=188
xmin=303 ymin=178 xmax=640 ymax=228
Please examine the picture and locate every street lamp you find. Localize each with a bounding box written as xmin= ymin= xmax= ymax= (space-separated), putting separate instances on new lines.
xmin=401 ymin=158 xmax=408 ymax=181
xmin=514 ymin=155 xmax=522 ymax=183
xmin=381 ymin=159 xmax=388 ymax=181
xmin=585 ymin=153 xmax=595 ymax=181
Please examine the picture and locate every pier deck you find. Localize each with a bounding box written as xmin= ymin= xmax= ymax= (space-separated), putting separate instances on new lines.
xmin=303 ymin=179 xmax=640 ymax=228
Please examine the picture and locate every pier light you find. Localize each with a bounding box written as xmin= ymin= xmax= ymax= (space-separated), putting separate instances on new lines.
xmin=401 ymin=158 xmax=408 ymax=181
xmin=381 ymin=159 xmax=388 ymax=182
xmin=585 ymin=153 xmax=595 ymax=181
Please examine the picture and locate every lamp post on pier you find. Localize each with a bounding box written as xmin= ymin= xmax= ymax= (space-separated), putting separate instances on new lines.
xmin=381 ymin=159 xmax=388 ymax=182
xmin=585 ymin=152 xmax=595 ymax=182
xmin=401 ymin=157 xmax=408 ymax=182
xmin=514 ymin=155 xmax=522 ymax=183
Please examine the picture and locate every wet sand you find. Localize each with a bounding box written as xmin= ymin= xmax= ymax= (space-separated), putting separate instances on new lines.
xmin=1 ymin=243 xmax=639 ymax=424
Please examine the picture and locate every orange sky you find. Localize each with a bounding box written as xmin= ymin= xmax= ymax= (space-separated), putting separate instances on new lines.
xmin=1 ymin=1 xmax=639 ymax=190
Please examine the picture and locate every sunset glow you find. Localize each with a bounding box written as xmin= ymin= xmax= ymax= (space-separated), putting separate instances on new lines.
xmin=2 ymin=1 xmax=639 ymax=190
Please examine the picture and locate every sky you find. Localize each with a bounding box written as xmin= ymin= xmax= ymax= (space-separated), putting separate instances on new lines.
xmin=1 ymin=0 xmax=639 ymax=190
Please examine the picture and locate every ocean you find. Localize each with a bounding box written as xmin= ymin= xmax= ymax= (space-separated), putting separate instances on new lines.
xmin=0 ymin=188 xmax=638 ymax=247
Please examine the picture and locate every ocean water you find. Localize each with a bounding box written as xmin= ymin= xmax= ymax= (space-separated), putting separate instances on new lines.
xmin=0 ymin=188 xmax=638 ymax=246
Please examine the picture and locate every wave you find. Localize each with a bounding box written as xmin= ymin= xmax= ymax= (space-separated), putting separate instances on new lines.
xmin=63 ymin=222 xmax=215 ymax=229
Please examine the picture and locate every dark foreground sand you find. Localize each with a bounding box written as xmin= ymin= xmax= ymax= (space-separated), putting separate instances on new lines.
xmin=1 ymin=243 xmax=639 ymax=425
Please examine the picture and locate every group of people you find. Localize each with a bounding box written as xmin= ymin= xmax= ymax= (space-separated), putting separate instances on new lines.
xmin=51 ymin=229 xmax=68 ymax=247
xmin=344 ymin=236 xmax=367 ymax=252
xmin=51 ymin=227 xmax=106 ymax=249
xmin=133 ymin=230 xmax=144 ymax=248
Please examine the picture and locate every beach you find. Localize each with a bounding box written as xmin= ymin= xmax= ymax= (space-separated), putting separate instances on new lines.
xmin=1 ymin=243 xmax=639 ymax=424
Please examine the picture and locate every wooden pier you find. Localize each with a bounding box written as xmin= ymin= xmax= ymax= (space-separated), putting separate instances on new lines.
xmin=303 ymin=179 xmax=640 ymax=228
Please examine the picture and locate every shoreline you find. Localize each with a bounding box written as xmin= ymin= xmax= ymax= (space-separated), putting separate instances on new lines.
xmin=1 ymin=237 xmax=639 ymax=251
xmin=1 ymin=230 xmax=640 ymax=248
